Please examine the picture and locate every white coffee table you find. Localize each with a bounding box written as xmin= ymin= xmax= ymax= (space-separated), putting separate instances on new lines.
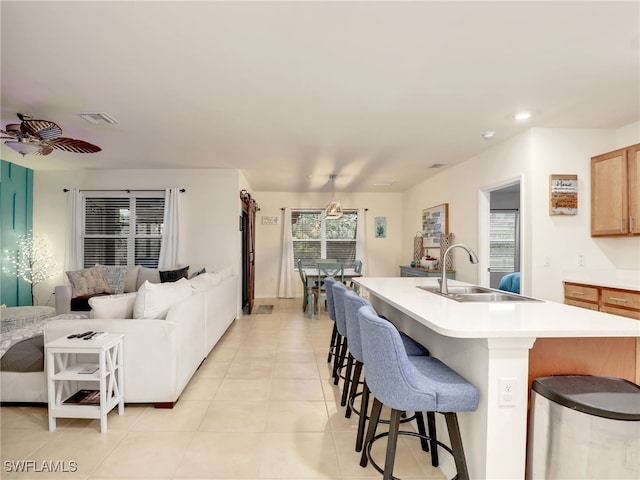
xmin=46 ymin=333 xmax=124 ymax=432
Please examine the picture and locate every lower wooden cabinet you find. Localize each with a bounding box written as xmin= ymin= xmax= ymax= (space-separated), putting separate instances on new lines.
xmin=546 ymin=281 xmax=640 ymax=385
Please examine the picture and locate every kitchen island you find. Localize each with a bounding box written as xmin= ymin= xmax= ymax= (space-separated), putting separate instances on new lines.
xmin=353 ymin=276 xmax=640 ymax=480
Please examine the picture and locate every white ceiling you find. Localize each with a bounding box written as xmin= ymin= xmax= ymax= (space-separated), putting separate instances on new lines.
xmin=1 ymin=1 xmax=639 ymax=193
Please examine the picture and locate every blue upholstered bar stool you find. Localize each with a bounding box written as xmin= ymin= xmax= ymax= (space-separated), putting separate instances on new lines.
xmin=343 ymin=290 xmax=436 ymax=463
xmin=358 ymin=304 xmax=480 ymax=480
xmin=323 ymin=276 xmax=341 ymax=366
xmin=331 ymin=281 xmax=351 ymax=390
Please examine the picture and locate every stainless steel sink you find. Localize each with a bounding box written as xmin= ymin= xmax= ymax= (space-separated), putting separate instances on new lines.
xmin=417 ymin=285 xmax=542 ymax=303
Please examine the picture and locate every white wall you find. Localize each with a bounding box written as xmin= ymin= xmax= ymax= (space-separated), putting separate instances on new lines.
xmin=402 ymin=131 xmax=535 ymax=289
xmin=252 ymin=191 xmax=402 ymax=298
xmin=32 ymin=168 xmax=244 ymax=314
xmin=402 ymin=123 xmax=640 ymax=302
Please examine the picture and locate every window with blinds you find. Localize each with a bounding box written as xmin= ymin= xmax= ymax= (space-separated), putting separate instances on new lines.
xmin=83 ymin=196 xmax=165 ymax=268
xmin=489 ymin=210 xmax=519 ymax=273
xmin=291 ymin=210 xmax=358 ymax=268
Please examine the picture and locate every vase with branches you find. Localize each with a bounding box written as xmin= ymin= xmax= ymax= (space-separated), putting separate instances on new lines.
xmin=3 ymin=232 xmax=56 ymax=306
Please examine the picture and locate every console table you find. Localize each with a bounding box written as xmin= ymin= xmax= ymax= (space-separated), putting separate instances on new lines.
xmin=399 ymin=266 xmax=455 ymax=279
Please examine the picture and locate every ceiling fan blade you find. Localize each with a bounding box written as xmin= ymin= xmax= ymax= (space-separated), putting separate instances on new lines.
xmin=49 ymin=137 xmax=101 ymax=153
xmin=21 ymin=119 xmax=63 ymax=140
xmin=33 ymin=145 xmax=54 ymax=156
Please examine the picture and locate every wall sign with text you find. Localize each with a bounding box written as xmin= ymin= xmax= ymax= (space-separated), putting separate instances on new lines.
xmin=549 ymin=174 xmax=578 ymax=215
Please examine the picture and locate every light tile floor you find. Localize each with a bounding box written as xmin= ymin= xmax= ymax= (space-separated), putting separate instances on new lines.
xmin=1 ymin=298 xmax=446 ymax=480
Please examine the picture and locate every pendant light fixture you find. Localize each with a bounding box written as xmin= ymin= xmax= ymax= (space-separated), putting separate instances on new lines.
xmin=324 ymin=174 xmax=343 ymax=219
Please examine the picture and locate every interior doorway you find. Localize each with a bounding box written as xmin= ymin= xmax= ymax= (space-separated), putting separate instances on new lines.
xmin=478 ymin=177 xmax=523 ymax=290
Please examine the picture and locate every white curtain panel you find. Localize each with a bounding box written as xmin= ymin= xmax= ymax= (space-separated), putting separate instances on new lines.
xmin=277 ymin=208 xmax=295 ymax=298
xmin=357 ymin=208 xmax=367 ymax=276
xmin=65 ymin=187 xmax=83 ymax=271
xmin=158 ymin=187 xmax=181 ymax=270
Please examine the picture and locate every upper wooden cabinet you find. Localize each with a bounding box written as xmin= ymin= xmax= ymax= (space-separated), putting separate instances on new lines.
xmin=591 ymin=143 xmax=640 ymax=236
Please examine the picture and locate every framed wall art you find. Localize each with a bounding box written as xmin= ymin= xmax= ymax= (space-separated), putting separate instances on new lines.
xmin=375 ymin=216 xmax=387 ymax=238
xmin=549 ymin=174 xmax=578 ymax=215
xmin=422 ymin=203 xmax=448 ymax=248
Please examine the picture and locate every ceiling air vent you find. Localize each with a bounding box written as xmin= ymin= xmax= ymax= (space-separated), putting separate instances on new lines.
xmin=428 ymin=163 xmax=445 ymax=168
xmin=77 ymin=112 xmax=118 ymax=125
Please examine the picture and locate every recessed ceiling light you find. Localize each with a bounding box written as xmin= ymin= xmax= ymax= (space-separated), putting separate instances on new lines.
xmin=77 ymin=112 xmax=118 ymax=125
xmin=482 ymin=131 xmax=496 ymax=140
xmin=513 ymin=111 xmax=531 ymax=121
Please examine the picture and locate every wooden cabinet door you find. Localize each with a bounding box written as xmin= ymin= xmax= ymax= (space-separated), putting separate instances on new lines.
xmin=628 ymin=144 xmax=640 ymax=235
xmin=591 ymin=148 xmax=628 ymax=236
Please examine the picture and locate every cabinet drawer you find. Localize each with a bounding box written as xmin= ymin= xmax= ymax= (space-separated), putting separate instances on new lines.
xmin=601 ymin=288 xmax=640 ymax=311
xmin=564 ymin=283 xmax=599 ymax=302
xmin=601 ymin=305 xmax=640 ymax=320
xmin=565 ymin=298 xmax=599 ymax=311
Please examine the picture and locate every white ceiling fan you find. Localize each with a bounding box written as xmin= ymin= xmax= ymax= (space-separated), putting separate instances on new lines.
xmin=1 ymin=113 xmax=102 ymax=156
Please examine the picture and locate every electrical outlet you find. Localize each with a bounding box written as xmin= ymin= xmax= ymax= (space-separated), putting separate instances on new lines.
xmin=543 ymin=256 xmax=551 ymax=267
xmin=578 ymin=255 xmax=585 ymax=267
xmin=499 ymin=377 xmax=517 ymax=407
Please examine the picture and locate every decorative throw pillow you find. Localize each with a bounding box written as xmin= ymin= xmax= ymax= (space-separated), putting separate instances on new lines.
xmin=97 ymin=265 xmax=128 ymax=295
xmin=124 ymin=265 xmax=141 ymax=293
xmin=189 ymin=272 xmax=221 ymax=292
xmin=66 ymin=266 xmax=111 ymax=298
xmin=189 ymin=267 xmax=206 ymax=279
xmin=159 ymin=265 xmax=190 ymax=283
xmin=89 ymin=292 xmax=137 ymax=319
xmin=133 ymin=278 xmax=192 ymax=319
xmin=136 ymin=267 xmax=161 ymax=290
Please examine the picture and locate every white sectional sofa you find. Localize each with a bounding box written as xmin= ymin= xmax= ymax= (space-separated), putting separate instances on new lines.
xmin=2 ymin=270 xmax=237 ymax=407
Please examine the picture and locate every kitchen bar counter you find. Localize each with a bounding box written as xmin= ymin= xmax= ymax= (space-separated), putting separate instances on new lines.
xmin=353 ymin=276 xmax=640 ymax=480
xmin=562 ymin=268 xmax=640 ymax=291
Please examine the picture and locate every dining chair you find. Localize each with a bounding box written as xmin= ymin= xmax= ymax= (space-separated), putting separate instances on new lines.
xmin=351 ymin=259 xmax=363 ymax=293
xmin=297 ymin=259 xmax=317 ymax=315
xmin=315 ymin=262 xmax=344 ymax=315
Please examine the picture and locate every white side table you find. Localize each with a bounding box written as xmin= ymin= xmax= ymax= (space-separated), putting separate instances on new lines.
xmin=46 ymin=333 xmax=124 ymax=432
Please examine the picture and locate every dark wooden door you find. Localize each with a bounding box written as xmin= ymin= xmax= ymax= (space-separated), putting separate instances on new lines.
xmin=240 ymin=191 xmax=258 ymax=314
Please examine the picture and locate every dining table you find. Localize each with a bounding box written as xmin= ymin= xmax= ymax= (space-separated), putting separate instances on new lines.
xmin=302 ymin=266 xmax=362 ymax=318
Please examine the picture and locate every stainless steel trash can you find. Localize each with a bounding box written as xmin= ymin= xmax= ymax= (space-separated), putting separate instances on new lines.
xmin=527 ymin=375 xmax=640 ymax=479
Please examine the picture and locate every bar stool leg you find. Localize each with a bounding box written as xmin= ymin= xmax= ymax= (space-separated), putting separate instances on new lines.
xmin=345 ymin=360 xmax=363 ymax=418
xmin=360 ymin=396 xmax=383 ymax=467
xmin=383 ymin=408 xmax=402 ymax=480
xmin=444 ymin=412 xmax=470 ymax=480
xmin=333 ymin=338 xmax=348 ymax=385
xmin=427 ymin=411 xmax=439 ymax=467
xmin=341 ymin=352 xmax=354 ymax=406
xmin=355 ymin=380 xmax=370 ymax=452
xmin=327 ymin=323 xmax=338 ymax=362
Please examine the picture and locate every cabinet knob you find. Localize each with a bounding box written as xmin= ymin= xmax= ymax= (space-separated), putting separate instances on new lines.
xmin=630 ymin=216 xmax=635 ymax=234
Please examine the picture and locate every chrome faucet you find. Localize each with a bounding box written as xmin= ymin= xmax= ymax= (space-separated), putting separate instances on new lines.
xmin=440 ymin=243 xmax=479 ymax=294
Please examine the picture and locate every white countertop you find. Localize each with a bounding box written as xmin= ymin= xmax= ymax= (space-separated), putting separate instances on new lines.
xmin=562 ymin=269 xmax=640 ymax=291
xmin=354 ymin=277 xmax=640 ymax=339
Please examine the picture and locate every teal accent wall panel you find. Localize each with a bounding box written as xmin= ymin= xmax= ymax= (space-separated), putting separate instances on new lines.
xmin=1 ymin=160 xmax=34 ymax=306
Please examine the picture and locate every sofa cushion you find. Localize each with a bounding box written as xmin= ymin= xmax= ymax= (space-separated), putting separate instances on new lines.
xmin=124 ymin=266 xmax=141 ymax=293
xmin=97 ymin=265 xmax=128 ymax=294
xmin=136 ymin=267 xmax=161 ymax=290
xmin=189 ymin=272 xmax=221 ymax=292
xmin=207 ymin=265 xmax=233 ymax=280
xmin=89 ymin=292 xmax=138 ymax=319
xmin=66 ymin=266 xmax=111 ymax=298
xmin=160 ymin=265 xmax=190 ymax=283
xmin=133 ymin=277 xmax=192 ymax=319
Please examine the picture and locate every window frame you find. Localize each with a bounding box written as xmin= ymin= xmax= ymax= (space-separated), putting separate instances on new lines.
xmin=291 ymin=209 xmax=359 ymax=268
xmin=81 ymin=192 xmax=165 ymax=268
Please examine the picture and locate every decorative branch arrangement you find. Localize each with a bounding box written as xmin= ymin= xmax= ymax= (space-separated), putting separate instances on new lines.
xmin=3 ymin=232 xmax=56 ymax=305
